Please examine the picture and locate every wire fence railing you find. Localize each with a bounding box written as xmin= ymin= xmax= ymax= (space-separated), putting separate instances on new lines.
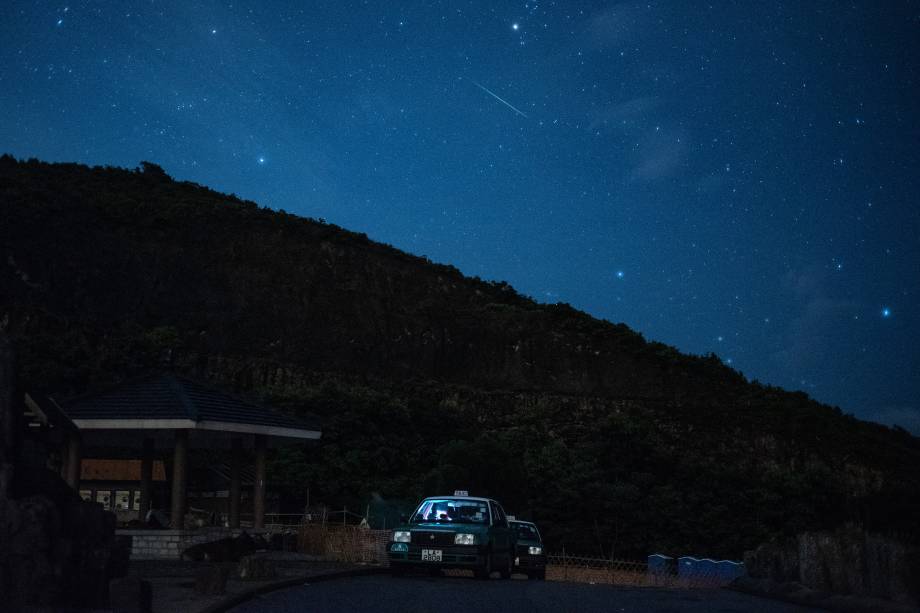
xmin=546 ymin=554 xmax=648 ymax=586
xmin=290 ymin=526 xmax=736 ymax=588
xmin=297 ymin=525 xmax=390 ymax=564
xmin=545 ymin=554 xmax=730 ymax=588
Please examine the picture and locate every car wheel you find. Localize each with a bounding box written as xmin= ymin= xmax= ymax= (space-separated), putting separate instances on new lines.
xmin=532 ymin=569 xmax=546 ymax=581
xmin=499 ymin=552 xmax=512 ymax=579
xmin=390 ymin=565 xmax=406 ymax=577
xmin=474 ymin=553 xmax=493 ymax=580
xmin=427 ymin=567 xmax=443 ymax=577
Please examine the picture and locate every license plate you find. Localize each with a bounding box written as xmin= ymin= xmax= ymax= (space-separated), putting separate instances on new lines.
xmin=421 ymin=549 xmax=443 ymax=562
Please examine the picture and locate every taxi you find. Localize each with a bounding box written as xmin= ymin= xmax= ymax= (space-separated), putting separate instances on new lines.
xmin=509 ymin=519 xmax=546 ymax=579
xmin=387 ymin=491 xmax=514 ymax=579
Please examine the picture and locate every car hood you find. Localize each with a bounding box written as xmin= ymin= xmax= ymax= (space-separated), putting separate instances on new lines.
xmin=515 ymin=537 xmax=543 ymax=548
xmin=398 ymin=522 xmax=491 ymax=535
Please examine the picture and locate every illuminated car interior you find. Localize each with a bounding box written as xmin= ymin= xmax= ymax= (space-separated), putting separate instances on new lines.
xmin=411 ymin=499 xmax=490 ymax=524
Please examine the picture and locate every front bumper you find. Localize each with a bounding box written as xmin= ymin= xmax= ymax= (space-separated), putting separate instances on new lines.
xmin=387 ymin=542 xmax=485 ymax=568
xmin=514 ymin=553 xmax=547 ymax=570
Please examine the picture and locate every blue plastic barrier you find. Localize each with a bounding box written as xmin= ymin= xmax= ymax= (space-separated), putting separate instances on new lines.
xmin=647 ymin=553 xmax=676 ymax=576
xmin=676 ymin=556 xmax=745 ymax=585
xmin=713 ymin=559 xmax=745 ymax=582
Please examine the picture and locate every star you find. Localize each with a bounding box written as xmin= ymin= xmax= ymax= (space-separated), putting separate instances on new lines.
xmin=1 ymin=0 xmax=916 ymax=442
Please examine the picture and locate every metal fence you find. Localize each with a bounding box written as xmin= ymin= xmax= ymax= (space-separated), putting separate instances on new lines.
xmin=297 ymin=525 xmax=390 ymax=564
xmin=546 ymin=554 xmax=648 ymax=586
xmin=291 ymin=527 xmax=735 ymax=588
xmin=262 ymin=513 xmax=309 ymax=531
xmin=545 ymin=554 xmax=730 ymax=588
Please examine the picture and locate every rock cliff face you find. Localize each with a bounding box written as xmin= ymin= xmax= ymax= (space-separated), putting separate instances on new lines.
xmin=1 ymin=156 xmax=919 ymax=558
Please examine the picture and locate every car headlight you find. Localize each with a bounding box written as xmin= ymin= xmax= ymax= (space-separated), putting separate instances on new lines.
xmin=454 ymin=533 xmax=478 ymax=545
xmin=393 ymin=531 xmax=411 ymax=543
xmin=528 ymin=546 xmax=542 ymax=555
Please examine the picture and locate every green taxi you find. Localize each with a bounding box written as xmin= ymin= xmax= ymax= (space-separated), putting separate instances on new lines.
xmin=387 ymin=492 xmax=514 ymax=579
xmin=510 ymin=519 xmax=546 ymax=580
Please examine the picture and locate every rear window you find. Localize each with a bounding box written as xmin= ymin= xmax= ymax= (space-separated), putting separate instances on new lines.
xmin=411 ymin=498 xmax=490 ymax=524
xmin=512 ymin=522 xmax=540 ymax=540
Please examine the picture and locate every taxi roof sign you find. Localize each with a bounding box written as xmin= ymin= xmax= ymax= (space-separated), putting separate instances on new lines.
xmin=453 ymin=490 xmax=469 ymax=497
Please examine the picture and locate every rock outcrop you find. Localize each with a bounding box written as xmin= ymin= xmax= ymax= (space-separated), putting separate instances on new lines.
xmin=0 ymin=334 xmax=120 ymax=610
xmin=744 ymin=527 xmax=920 ymax=607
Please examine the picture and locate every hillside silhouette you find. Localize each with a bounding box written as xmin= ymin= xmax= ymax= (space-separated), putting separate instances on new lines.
xmin=1 ymin=155 xmax=917 ymax=558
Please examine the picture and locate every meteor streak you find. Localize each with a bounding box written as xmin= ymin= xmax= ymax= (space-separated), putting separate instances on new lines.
xmin=471 ymin=80 xmax=528 ymax=118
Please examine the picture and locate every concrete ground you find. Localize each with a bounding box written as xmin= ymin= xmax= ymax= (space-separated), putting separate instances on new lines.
xmin=127 ymin=554 xmax=366 ymax=613
xmin=229 ymin=573 xmax=822 ymax=613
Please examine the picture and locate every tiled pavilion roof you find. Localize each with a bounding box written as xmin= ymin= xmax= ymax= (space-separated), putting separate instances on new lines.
xmin=58 ymin=374 xmax=320 ymax=441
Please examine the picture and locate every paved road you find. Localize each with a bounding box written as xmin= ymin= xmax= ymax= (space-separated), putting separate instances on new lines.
xmin=230 ymin=573 xmax=818 ymax=613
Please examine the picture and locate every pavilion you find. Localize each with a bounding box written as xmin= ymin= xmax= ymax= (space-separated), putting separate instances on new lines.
xmin=31 ymin=374 xmax=320 ymax=557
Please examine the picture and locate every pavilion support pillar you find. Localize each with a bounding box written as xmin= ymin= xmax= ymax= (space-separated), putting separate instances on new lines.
xmin=139 ymin=438 xmax=154 ymax=520
xmin=229 ymin=437 xmax=242 ymax=529
xmin=64 ymin=430 xmax=82 ymax=490
xmin=253 ymin=434 xmax=266 ymax=530
xmin=170 ymin=429 xmax=188 ymax=529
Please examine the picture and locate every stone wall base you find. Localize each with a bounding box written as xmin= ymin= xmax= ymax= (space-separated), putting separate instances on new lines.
xmin=117 ymin=528 xmax=266 ymax=560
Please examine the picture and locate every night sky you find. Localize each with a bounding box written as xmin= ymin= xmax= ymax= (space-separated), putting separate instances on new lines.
xmin=2 ymin=2 xmax=918 ymax=433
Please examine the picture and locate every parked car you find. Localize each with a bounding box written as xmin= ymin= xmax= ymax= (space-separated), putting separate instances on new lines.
xmin=387 ymin=492 xmax=514 ymax=579
xmin=510 ymin=519 xmax=546 ymax=580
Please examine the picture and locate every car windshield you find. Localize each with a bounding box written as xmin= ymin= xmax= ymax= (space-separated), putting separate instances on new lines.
xmin=512 ymin=522 xmax=540 ymax=539
xmin=411 ymin=498 xmax=490 ymax=524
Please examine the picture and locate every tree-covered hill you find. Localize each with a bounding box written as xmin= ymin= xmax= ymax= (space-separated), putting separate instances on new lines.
xmin=2 ymin=155 xmax=917 ymax=558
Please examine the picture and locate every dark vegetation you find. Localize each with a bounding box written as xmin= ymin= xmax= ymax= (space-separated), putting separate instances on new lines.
xmin=1 ymin=155 xmax=918 ymax=559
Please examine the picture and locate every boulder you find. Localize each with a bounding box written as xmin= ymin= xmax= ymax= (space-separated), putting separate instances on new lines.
xmin=194 ymin=565 xmax=230 ymax=595
xmin=798 ymin=529 xmax=864 ymax=594
xmin=237 ymin=554 xmax=277 ymax=581
xmin=0 ymin=335 xmax=119 ymax=609
xmin=182 ymin=532 xmax=256 ymax=562
xmin=744 ymin=538 xmax=798 ymax=582
xmin=744 ymin=528 xmax=919 ymax=607
xmin=109 ymin=576 xmax=152 ymax=613
xmin=282 ymin=532 xmax=298 ymax=552
xmin=251 ymin=532 xmax=269 ymax=551
xmin=63 ymin=498 xmax=118 ymax=604
xmin=4 ymin=495 xmax=66 ymax=608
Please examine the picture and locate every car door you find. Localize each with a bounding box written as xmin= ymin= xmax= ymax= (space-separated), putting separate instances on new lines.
xmin=489 ymin=501 xmax=512 ymax=561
